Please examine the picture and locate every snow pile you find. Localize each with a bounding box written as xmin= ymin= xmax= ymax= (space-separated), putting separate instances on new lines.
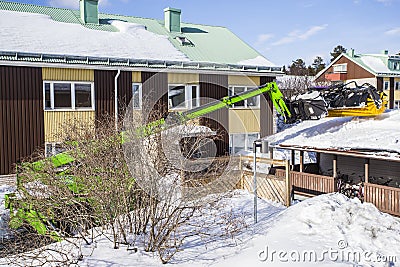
xmin=266 ymin=110 xmax=400 ymax=156
xmin=0 ymin=10 xmax=189 ymax=61
xmin=0 ymin=185 xmax=14 ymax=239
xmin=216 ymin=193 xmax=400 ymax=267
xmin=361 ymin=55 xmax=391 ymax=73
xmin=237 ymin=56 xmax=275 ymax=67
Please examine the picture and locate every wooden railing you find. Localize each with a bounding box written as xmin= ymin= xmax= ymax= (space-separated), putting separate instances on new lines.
xmin=276 ymin=169 xmax=335 ymax=196
xmin=365 ymin=183 xmax=400 ymax=217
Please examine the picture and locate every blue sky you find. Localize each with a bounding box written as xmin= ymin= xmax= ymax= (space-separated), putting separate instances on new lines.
xmin=10 ymin=0 xmax=400 ymax=67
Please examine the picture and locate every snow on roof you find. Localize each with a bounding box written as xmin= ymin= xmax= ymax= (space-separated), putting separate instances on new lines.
xmin=0 ymin=10 xmax=189 ymax=62
xmin=237 ymin=55 xmax=275 ymax=67
xmin=360 ymin=55 xmax=390 ymax=73
xmin=265 ymin=110 xmax=400 ymax=158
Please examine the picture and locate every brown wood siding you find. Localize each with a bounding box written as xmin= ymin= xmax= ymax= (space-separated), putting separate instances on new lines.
xmin=389 ymin=77 xmax=395 ymax=109
xmin=0 ymin=66 xmax=44 ymax=175
xmin=117 ymin=71 xmax=133 ymax=119
xmin=94 ymin=70 xmax=115 ymax=122
xmin=316 ymin=56 xmax=375 ymax=82
xmin=94 ymin=70 xmax=133 ymax=123
xmin=199 ymin=74 xmax=229 ymax=156
xmin=260 ymin=76 xmax=274 ymax=137
xmin=141 ymin=72 xmax=168 ymax=122
xmin=377 ymin=77 xmax=383 ymax=91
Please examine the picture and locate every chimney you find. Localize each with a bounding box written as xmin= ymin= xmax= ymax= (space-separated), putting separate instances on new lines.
xmin=348 ymin=48 xmax=355 ymax=57
xmin=381 ymin=50 xmax=389 ymax=55
xmin=164 ymin=7 xmax=181 ymax=32
xmin=80 ymin=0 xmax=99 ymax=24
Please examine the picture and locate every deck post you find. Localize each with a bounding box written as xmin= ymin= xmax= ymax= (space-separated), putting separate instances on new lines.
xmin=285 ymin=160 xmax=291 ymax=207
xmin=299 ymin=151 xmax=304 ymax=172
xmin=364 ymin=158 xmax=369 ymax=183
xmin=291 ymin=150 xmax=296 ymax=170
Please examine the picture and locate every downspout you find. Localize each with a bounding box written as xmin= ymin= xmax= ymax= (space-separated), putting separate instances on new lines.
xmin=114 ymin=69 xmax=121 ymax=131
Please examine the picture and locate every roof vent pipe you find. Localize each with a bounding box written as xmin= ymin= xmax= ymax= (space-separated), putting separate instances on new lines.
xmin=80 ymin=0 xmax=99 ymax=24
xmin=348 ymin=48 xmax=355 ymax=57
xmin=382 ymin=50 xmax=389 ymax=55
xmin=164 ymin=7 xmax=181 ymax=32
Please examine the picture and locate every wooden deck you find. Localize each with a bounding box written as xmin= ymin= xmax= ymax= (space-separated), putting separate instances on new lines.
xmin=365 ymin=182 xmax=400 ymax=217
xmin=275 ymin=169 xmax=335 ymax=196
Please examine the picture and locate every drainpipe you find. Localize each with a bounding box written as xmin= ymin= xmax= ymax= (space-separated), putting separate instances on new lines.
xmin=114 ymin=69 xmax=121 ymax=131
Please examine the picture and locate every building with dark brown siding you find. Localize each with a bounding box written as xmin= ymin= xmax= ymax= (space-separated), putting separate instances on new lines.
xmin=0 ymin=1 xmax=282 ymax=175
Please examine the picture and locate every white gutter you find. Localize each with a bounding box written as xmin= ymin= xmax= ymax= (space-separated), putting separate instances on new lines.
xmin=114 ymin=69 xmax=121 ymax=131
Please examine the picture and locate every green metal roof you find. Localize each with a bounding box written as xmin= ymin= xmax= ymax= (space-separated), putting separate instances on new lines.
xmin=0 ymin=1 xmax=273 ymax=67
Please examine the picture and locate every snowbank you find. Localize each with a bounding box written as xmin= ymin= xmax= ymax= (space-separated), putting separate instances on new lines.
xmin=265 ymin=109 xmax=400 ymax=157
xmin=0 ymin=185 xmax=14 ymax=238
xmin=216 ymin=193 xmax=400 ymax=267
xmin=0 ymin=10 xmax=189 ymax=61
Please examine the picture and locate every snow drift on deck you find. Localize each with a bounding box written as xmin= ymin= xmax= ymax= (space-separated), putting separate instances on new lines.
xmin=0 ymin=10 xmax=189 ymax=61
xmin=265 ymin=110 xmax=400 ymax=156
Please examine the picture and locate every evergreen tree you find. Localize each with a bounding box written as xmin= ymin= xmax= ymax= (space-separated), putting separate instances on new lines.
xmin=330 ymin=45 xmax=347 ymax=62
xmin=289 ymin=58 xmax=308 ymax=76
xmin=311 ymin=56 xmax=326 ymax=75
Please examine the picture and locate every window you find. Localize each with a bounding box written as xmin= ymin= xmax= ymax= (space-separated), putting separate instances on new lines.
xmin=228 ymin=86 xmax=260 ymax=108
xmin=44 ymin=81 xmax=94 ymax=110
xmin=168 ymin=84 xmax=200 ymax=109
xmin=395 ymin=81 xmax=400 ymax=91
xmin=45 ymin=143 xmax=65 ymax=157
xmin=395 ymin=100 xmax=400 ymax=109
xmin=229 ymin=133 xmax=260 ymax=154
xmin=333 ymin=63 xmax=347 ymax=73
xmin=384 ymin=81 xmax=390 ymax=90
xmin=132 ymin=83 xmax=142 ymax=109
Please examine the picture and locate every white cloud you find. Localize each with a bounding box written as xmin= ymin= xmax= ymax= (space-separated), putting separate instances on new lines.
xmin=48 ymin=0 xmax=109 ymax=9
xmin=385 ymin=27 xmax=400 ymax=35
xmin=255 ymin=33 xmax=273 ymax=46
xmin=272 ymin=24 xmax=328 ymax=46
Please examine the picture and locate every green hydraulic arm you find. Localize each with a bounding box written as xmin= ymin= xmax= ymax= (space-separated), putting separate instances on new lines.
xmin=136 ymin=81 xmax=291 ymax=137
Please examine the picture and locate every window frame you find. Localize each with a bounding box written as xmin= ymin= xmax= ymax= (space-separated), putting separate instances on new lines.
xmin=384 ymin=81 xmax=390 ymax=91
xmin=45 ymin=142 xmax=65 ymax=157
xmin=132 ymin=83 xmax=143 ymax=109
xmin=228 ymin=85 xmax=260 ymax=109
xmin=395 ymin=81 xmax=400 ymax=91
xmin=394 ymin=100 xmax=400 ymax=109
xmin=43 ymin=81 xmax=95 ymax=111
xmin=333 ymin=63 xmax=347 ymax=73
xmin=168 ymin=83 xmax=200 ymax=110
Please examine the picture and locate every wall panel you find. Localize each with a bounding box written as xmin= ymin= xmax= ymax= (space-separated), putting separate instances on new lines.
xmin=229 ymin=109 xmax=260 ymax=133
xmin=199 ymin=74 xmax=229 ymax=156
xmin=168 ymin=73 xmax=199 ymax=84
xmin=44 ymin=111 xmax=95 ymax=142
xmin=43 ymin=68 xmax=94 ymax=81
xmin=260 ymin=76 xmax=274 ymax=137
xmin=228 ymin=75 xmax=260 ymax=86
xmin=0 ymin=66 xmax=44 ymax=175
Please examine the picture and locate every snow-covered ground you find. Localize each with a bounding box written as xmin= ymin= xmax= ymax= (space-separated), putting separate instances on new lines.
xmin=1 ymin=189 xmax=399 ymax=266
xmin=0 ymin=185 xmax=14 ymax=239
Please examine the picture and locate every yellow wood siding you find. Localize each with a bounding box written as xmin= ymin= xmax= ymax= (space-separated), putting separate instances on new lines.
xmin=132 ymin=71 xmax=141 ymax=83
xmin=228 ymin=76 xmax=260 ymax=86
xmin=44 ymin=111 xmax=95 ymax=142
xmin=168 ymin=73 xmax=199 ymax=84
xmin=42 ymin=68 xmax=94 ymax=81
xmin=229 ymin=109 xmax=260 ymax=133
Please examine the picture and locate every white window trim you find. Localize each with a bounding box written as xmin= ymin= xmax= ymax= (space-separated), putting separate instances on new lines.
xmin=132 ymin=83 xmax=142 ymax=109
xmin=394 ymin=100 xmax=400 ymax=109
xmin=333 ymin=63 xmax=347 ymax=73
xmin=228 ymin=85 xmax=260 ymax=109
xmin=168 ymin=84 xmax=200 ymax=110
xmin=384 ymin=81 xmax=390 ymax=91
xmin=43 ymin=81 xmax=95 ymax=111
xmin=395 ymin=81 xmax=400 ymax=91
xmin=45 ymin=142 xmax=63 ymax=157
